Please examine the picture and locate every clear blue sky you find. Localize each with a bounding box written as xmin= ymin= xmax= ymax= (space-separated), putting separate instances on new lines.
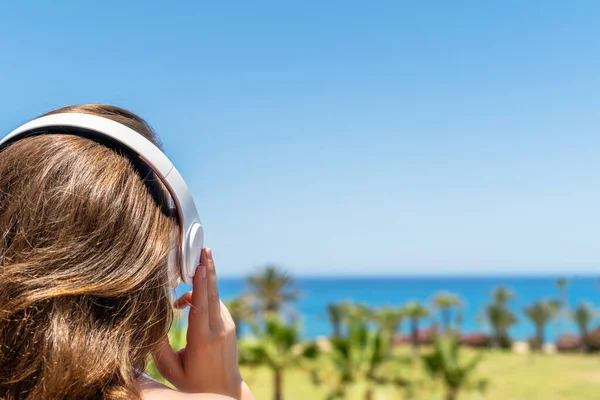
xmin=1 ymin=1 xmax=599 ymax=276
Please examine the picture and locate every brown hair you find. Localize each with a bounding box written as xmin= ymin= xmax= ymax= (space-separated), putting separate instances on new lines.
xmin=0 ymin=104 xmax=177 ymax=399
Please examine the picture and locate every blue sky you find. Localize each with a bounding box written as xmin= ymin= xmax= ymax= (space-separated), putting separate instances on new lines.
xmin=1 ymin=1 xmax=600 ymax=276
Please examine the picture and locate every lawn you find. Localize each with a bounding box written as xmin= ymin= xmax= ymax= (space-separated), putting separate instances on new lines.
xmin=239 ymin=349 xmax=600 ymax=400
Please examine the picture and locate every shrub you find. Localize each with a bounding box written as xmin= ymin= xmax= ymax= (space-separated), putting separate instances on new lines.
xmin=394 ymin=327 xmax=438 ymax=346
xmin=585 ymin=327 xmax=600 ymax=353
xmin=555 ymin=334 xmax=582 ymax=353
xmin=497 ymin=334 xmax=513 ymax=350
xmin=460 ymin=333 xmax=492 ymax=349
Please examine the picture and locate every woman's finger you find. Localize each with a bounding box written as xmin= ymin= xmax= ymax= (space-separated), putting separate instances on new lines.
xmin=187 ymin=249 xmax=210 ymax=344
xmin=152 ymin=337 xmax=184 ymax=385
xmin=220 ymin=300 xmax=235 ymax=329
xmin=205 ymin=248 xmax=224 ymax=333
xmin=173 ymin=291 xmax=193 ymax=309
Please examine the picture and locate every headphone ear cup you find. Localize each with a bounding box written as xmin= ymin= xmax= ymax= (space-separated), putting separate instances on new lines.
xmin=183 ymin=222 xmax=204 ymax=285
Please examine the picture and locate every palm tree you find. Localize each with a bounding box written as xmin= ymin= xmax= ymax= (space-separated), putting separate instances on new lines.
xmin=327 ymin=303 xmax=345 ymax=339
xmin=485 ymin=304 xmax=517 ymax=349
xmin=523 ymin=300 xmax=560 ymax=351
xmin=556 ymin=278 xmax=569 ymax=335
xmin=454 ymin=312 xmax=464 ymax=334
xmin=374 ymin=307 xmax=404 ymax=348
xmin=327 ymin=301 xmax=356 ymax=338
xmin=433 ymin=292 xmax=462 ymax=333
xmin=493 ymin=286 xmax=514 ymax=306
xmin=402 ymin=301 xmax=430 ymax=359
xmin=240 ymin=314 xmax=318 ymax=400
xmin=484 ymin=287 xmax=517 ymax=348
xmin=320 ymin=320 xmax=410 ymax=400
xmin=422 ymin=335 xmax=486 ymax=400
xmin=556 ymin=278 xmax=569 ymax=307
xmin=225 ymin=295 xmax=254 ymax=338
xmin=573 ymin=303 xmax=597 ymax=353
xmin=246 ymin=265 xmax=299 ymax=313
xmin=347 ymin=303 xmax=374 ymax=323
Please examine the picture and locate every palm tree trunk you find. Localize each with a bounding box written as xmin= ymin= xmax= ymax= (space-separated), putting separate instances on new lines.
xmin=446 ymin=387 xmax=458 ymax=400
xmin=266 ymin=302 xmax=278 ymax=313
xmin=492 ymin=328 xmax=500 ymax=349
xmin=534 ymin=325 xmax=544 ymax=352
xmin=333 ymin=322 xmax=341 ymax=338
xmin=500 ymin=329 xmax=510 ymax=349
xmin=274 ymin=368 xmax=283 ymax=400
xmin=389 ymin=324 xmax=397 ymax=349
xmin=364 ymin=386 xmax=374 ymax=400
xmin=581 ymin=328 xmax=589 ymax=354
xmin=443 ymin=308 xmax=451 ymax=333
xmin=411 ymin=318 xmax=419 ymax=360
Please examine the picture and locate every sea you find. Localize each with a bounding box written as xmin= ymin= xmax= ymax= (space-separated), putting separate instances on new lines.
xmin=176 ymin=276 xmax=600 ymax=342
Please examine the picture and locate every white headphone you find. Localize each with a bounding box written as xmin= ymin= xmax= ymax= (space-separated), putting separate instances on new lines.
xmin=0 ymin=113 xmax=203 ymax=286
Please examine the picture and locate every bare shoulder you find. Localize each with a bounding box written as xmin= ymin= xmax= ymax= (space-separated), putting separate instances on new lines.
xmin=141 ymin=387 xmax=234 ymax=400
xmin=138 ymin=374 xmax=234 ymax=400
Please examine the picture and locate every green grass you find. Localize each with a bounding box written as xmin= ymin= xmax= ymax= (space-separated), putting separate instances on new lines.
xmin=236 ymin=349 xmax=600 ymax=400
xmin=146 ymin=326 xmax=600 ymax=400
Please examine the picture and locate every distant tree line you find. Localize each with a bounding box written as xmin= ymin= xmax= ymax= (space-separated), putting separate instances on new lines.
xmin=148 ymin=268 xmax=599 ymax=400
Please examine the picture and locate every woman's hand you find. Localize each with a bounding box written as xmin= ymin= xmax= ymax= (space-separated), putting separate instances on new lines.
xmin=152 ymin=248 xmax=245 ymax=399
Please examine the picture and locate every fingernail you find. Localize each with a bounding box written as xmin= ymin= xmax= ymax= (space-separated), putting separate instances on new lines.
xmin=206 ymin=248 xmax=213 ymax=260
xmin=201 ymin=266 xmax=207 ymax=279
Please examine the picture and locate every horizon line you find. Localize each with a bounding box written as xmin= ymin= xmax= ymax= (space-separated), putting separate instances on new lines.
xmin=216 ymin=272 xmax=599 ymax=279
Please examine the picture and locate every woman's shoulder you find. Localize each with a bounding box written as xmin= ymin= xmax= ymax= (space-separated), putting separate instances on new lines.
xmin=139 ymin=374 xmax=234 ymax=400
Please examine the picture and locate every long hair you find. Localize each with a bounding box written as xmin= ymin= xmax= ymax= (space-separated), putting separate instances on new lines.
xmin=0 ymin=104 xmax=177 ymax=399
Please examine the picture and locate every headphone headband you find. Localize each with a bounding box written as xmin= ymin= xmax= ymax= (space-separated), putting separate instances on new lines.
xmin=0 ymin=113 xmax=203 ymax=286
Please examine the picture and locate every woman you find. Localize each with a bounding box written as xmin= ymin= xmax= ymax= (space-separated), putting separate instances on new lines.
xmin=0 ymin=104 xmax=255 ymax=400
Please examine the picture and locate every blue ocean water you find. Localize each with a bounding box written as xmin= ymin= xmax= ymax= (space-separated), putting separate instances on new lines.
xmin=177 ymin=276 xmax=600 ymax=342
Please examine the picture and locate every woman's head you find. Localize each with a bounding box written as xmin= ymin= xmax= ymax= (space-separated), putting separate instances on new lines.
xmin=0 ymin=104 xmax=177 ymax=399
